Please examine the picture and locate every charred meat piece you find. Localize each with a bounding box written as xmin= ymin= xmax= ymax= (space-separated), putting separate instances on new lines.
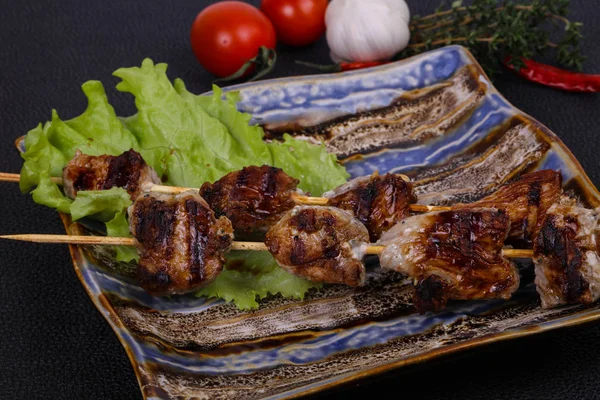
xmin=324 ymin=173 xmax=417 ymax=241
xmin=533 ymin=201 xmax=600 ymax=308
xmin=200 ymin=165 xmax=300 ymax=237
xmin=129 ymin=191 xmax=233 ymax=295
xmin=454 ymin=170 xmax=562 ymax=246
xmin=378 ymin=208 xmax=520 ymax=313
xmin=265 ymin=206 xmax=370 ymax=287
xmin=63 ymin=149 xmax=160 ymax=200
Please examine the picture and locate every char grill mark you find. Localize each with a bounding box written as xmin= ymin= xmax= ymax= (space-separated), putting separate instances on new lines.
xmin=326 ymin=173 xmax=417 ymax=241
xmin=129 ymin=191 xmax=233 ymax=295
xmin=290 ymin=236 xmax=307 ymax=265
xmin=378 ymin=209 xmax=520 ymax=313
xmin=185 ymin=199 xmax=210 ymax=283
xmin=63 ymin=149 xmax=160 ymax=200
xmin=133 ymin=196 xmax=177 ymax=261
xmin=265 ymin=206 xmax=370 ymax=287
xmin=536 ymin=215 xmax=587 ymax=303
xmin=533 ymin=202 xmax=600 ymax=308
xmin=103 ymin=150 xmax=144 ymax=195
xmin=200 ymin=165 xmax=300 ymax=237
xmin=454 ymin=170 xmax=562 ymax=246
xmin=289 ymin=208 xmax=340 ymax=265
xmin=294 ymin=207 xmax=319 ymax=232
xmin=527 ymin=181 xmax=542 ymax=206
xmin=290 ymin=208 xmax=340 ymax=265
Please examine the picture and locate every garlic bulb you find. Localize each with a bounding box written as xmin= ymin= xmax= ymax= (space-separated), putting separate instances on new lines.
xmin=325 ymin=0 xmax=411 ymax=62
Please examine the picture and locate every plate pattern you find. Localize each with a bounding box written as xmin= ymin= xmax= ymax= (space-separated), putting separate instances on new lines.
xmin=17 ymin=46 xmax=600 ymax=399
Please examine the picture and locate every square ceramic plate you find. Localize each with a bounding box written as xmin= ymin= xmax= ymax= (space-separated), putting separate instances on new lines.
xmin=16 ymin=45 xmax=600 ymax=399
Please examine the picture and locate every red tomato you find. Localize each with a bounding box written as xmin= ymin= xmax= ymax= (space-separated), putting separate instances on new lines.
xmin=260 ymin=0 xmax=328 ymax=47
xmin=190 ymin=1 xmax=276 ymax=77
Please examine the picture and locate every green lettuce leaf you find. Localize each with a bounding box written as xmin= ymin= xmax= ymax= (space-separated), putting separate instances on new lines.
xmin=267 ymin=134 xmax=348 ymax=196
xmin=20 ymin=123 xmax=68 ymax=193
xmin=196 ymin=251 xmax=321 ymax=309
xmin=189 ymin=84 xmax=349 ymax=195
xmin=70 ymin=187 xmax=132 ymax=222
xmin=19 ymin=58 xmax=349 ymax=309
xmin=179 ymin=83 xmax=273 ymax=167
xmin=106 ymin=210 xmax=139 ymax=262
xmin=31 ymin=173 xmax=73 ymax=214
xmin=45 ymin=83 xmax=139 ymax=159
xmin=19 ymin=80 xmax=140 ymax=212
xmin=114 ymin=60 xmax=258 ymax=186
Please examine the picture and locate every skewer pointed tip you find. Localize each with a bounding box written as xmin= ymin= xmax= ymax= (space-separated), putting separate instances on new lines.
xmin=0 ymin=234 xmax=27 ymax=241
xmin=0 ymin=234 xmax=136 ymax=246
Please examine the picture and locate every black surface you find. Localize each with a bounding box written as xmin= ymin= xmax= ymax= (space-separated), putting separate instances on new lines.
xmin=1 ymin=1 xmax=600 ymax=399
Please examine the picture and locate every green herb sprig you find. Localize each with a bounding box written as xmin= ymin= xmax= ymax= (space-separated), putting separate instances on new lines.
xmin=396 ymin=0 xmax=585 ymax=76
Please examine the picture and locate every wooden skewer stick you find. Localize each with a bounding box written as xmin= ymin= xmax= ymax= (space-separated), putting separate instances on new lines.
xmin=147 ymin=184 xmax=192 ymax=195
xmin=0 ymin=233 xmax=269 ymax=252
xmin=364 ymin=246 xmax=532 ymax=258
xmin=0 ymin=173 xmax=452 ymax=212
xmin=290 ymin=194 xmax=330 ymax=206
xmin=0 ymin=234 xmax=534 ymax=259
xmin=0 ymin=172 xmax=62 ymax=184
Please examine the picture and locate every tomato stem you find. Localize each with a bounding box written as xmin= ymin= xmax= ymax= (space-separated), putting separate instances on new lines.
xmin=295 ymin=60 xmax=342 ymax=72
xmin=214 ymin=46 xmax=277 ymax=84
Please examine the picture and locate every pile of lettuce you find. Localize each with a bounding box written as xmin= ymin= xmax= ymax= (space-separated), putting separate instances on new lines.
xmin=20 ymin=58 xmax=349 ymax=309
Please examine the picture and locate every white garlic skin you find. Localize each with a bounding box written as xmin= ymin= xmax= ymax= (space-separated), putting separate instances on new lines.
xmin=325 ymin=0 xmax=411 ymax=62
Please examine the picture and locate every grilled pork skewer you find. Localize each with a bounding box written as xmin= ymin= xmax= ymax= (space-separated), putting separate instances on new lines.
xmin=0 ymin=201 xmax=532 ymax=296
xmin=0 ymin=234 xmax=272 ymax=251
xmin=0 ymin=234 xmax=532 ymax=258
xmin=1 ymin=152 xmax=446 ymax=219
xmin=8 ymin=198 xmax=600 ymax=314
xmin=2 ymin=169 xmax=429 ymax=210
xmin=7 ymin=149 xmax=563 ymax=243
xmin=197 ymin=167 xmax=564 ymax=243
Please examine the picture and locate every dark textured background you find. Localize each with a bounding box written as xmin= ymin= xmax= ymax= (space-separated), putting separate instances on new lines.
xmin=1 ymin=0 xmax=599 ymax=399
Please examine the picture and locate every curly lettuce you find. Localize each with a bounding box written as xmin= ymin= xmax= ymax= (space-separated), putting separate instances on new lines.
xmin=197 ymin=251 xmax=320 ymax=310
xmin=19 ymin=58 xmax=350 ymax=309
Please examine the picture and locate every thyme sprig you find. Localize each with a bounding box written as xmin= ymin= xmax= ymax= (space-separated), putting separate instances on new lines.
xmin=396 ymin=0 xmax=585 ymax=76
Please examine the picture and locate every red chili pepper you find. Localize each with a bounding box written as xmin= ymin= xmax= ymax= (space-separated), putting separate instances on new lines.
xmin=504 ymin=57 xmax=600 ymax=92
xmin=296 ymin=60 xmax=390 ymax=72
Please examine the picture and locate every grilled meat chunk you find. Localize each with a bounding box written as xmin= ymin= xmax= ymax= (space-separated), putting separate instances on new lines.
xmin=378 ymin=208 xmax=520 ymax=313
xmin=533 ymin=201 xmax=600 ymax=308
xmin=129 ymin=191 xmax=233 ymax=295
xmin=200 ymin=165 xmax=300 ymax=237
xmin=63 ymin=149 xmax=160 ymax=200
xmin=324 ymin=173 xmax=417 ymax=241
xmin=265 ymin=206 xmax=370 ymax=287
xmin=454 ymin=170 xmax=562 ymax=246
